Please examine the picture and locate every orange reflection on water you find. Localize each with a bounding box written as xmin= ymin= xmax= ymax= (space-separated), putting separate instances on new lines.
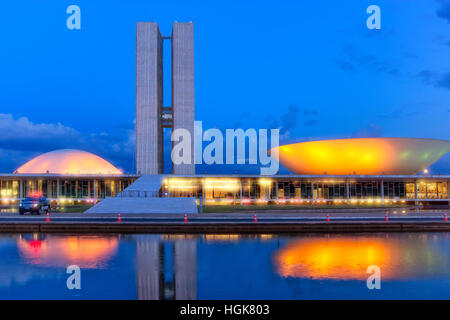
xmin=274 ymin=236 xmax=442 ymax=280
xmin=17 ymin=235 xmax=119 ymax=269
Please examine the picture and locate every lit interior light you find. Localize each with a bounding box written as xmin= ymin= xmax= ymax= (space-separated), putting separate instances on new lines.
xmin=164 ymin=179 xmax=197 ymax=191
xmin=0 ymin=189 xmax=13 ymax=197
xmin=258 ymin=179 xmax=272 ymax=187
xmin=203 ymin=179 xmax=240 ymax=192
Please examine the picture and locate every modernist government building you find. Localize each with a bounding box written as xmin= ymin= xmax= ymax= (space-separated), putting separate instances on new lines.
xmin=1 ymin=22 xmax=449 ymax=208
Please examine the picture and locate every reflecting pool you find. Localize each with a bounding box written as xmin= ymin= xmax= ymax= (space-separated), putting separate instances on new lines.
xmin=0 ymin=232 xmax=449 ymax=299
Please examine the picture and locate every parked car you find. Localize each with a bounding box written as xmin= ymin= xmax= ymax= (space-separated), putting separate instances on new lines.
xmin=19 ymin=196 xmax=51 ymax=215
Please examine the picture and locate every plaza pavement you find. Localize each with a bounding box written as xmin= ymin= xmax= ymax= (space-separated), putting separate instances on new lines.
xmin=0 ymin=207 xmax=448 ymax=220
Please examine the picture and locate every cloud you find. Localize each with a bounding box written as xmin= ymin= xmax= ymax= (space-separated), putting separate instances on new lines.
xmin=0 ymin=149 xmax=40 ymax=175
xmin=436 ymin=0 xmax=450 ymax=23
xmin=263 ymin=105 xmax=319 ymax=139
xmin=279 ymin=105 xmax=299 ymax=134
xmin=0 ymin=114 xmax=135 ymax=173
xmin=0 ymin=114 xmax=79 ymax=152
xmin=417 ymin=70 xmax=438 ymax=85
xmin=436 ymin=72 xmax=450 ymax=89
xmin=376 ymin=107 xmax=419 ymax=119
xmin=336 ymin=60 xmax=356 ymax=73
xmin=351 ymin=124 xmax=383 ymax=138
xmin=433 ymin=34 xmax=450 ymax=47
xmin=278 ymin=105 xmax=320 ymax=133
xmin=336 ymin=44 xmax=400 ymax=76
xmin=304 ymin=120 xmax=317 ymax=127
xmin=303 ymin=109 xmax=318 ymax=116
xmin=388 ymin=69 xmax=400 ymax=76
xmin=417 ymin=70 xmax=450 ymax=90
xmin=263 ymin=115 xmax=279 ymax=130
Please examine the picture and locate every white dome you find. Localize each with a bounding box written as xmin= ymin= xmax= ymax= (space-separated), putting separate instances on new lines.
xmin=15 ymin=149 xmax=122 ymax=174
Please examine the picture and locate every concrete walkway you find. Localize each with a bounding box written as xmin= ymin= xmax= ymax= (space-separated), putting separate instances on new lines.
xmin=1 ymin=208 xmax=448 ymax=219
xmin=0 ymin=209 xmax=449 ymax=234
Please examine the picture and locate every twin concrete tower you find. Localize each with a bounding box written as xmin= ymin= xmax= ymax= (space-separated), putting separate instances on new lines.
xmin=136 ymin=22 xmax=195 ymax=175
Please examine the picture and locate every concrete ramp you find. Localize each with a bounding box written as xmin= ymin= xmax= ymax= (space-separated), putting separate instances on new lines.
xmin=85 ymin=197 xmax=198 ymax=214
xmin=86 ymin=174 xmax=198 ymax=214
xmin=119 ymin=174 xmax=166 ymax=197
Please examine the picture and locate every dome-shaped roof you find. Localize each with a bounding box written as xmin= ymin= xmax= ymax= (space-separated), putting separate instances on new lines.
xmin=15 ymin=149 xmax=122 ymax=174
xmin=270 ymin=138 xmax=450 ymax=175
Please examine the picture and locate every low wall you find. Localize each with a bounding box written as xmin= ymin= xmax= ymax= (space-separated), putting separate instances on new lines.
xmin=1 ymin=222 xmax=450 ymax=233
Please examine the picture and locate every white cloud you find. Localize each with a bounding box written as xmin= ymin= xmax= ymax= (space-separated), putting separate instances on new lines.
xmin=0 ymin=114 xmax=135 ymax=173
xmin=0 ymin=113 xmax=79 ymax=143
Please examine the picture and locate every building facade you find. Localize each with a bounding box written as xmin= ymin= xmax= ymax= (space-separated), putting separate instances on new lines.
xmin=0 ymin=174 xmax=448 ymax=206
xmin=0 ymin=174 xmax=137 ymax=203
xmin=161 ymin=175 xmax=450 ymax=206
xmin=172 ymin=22 xmax=195 ymax=175
xmin=136 ymin=22 xmax=164 ymax=175
xmin=2 ymin=22 xmax=448 ymax=209
xmin=136 ymin=21 xmax=195 ymax=175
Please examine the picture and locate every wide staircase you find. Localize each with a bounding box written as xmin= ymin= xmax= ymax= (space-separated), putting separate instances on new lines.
xmin=85 ymin=197 xmax=197 ymax=214
xmin=85 ymin=175 xmax=198 ymax=214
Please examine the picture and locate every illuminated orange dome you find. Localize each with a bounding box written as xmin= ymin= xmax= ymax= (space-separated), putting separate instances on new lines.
xmin=17 ymin=235 xmax=119 ymax=269
xmin=271 ymin=138 xmax=450 ymax=175
xmin=15 ymin=149 xmax=122 ymax=174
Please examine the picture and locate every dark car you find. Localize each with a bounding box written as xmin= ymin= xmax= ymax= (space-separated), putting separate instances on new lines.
xmin=19 ymin=196 xmax=51 ymax=215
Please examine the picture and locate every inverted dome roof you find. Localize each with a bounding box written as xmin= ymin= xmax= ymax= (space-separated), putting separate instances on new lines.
xmin=15 ymin=149 xmax=122 ymax=174
xmin=271 ymin=138 xmax=450 ymax=175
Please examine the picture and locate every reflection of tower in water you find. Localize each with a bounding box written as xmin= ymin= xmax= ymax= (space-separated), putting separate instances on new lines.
xmin=136 ymin=238 xmax=164 ymax=300
xmin=136 ymin=235 xmax=197 ymax=300
xmin=173 ymin=240 xmax=197 ymax=300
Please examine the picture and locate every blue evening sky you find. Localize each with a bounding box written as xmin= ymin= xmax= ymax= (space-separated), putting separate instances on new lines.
xmin=0 ymin=0 xmax=448 ymax=173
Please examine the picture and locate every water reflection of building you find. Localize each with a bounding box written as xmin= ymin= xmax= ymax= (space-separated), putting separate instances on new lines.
xmin=17 ymin=234 xmax=118 ymax=269
xmin=273 ymin=235 xmax=448 ymax=280
xmin=135 ymin=234 xmax=275 ymax=299
xmin=202 ymin=234 xmax=273 ymax=242
xmin=136 ymin=235 xmax=197 ymax=300
xmin=136 ymin=239 xmax=164 ymax=300
xmin=173 ymin=241 xmax=197 ymax=300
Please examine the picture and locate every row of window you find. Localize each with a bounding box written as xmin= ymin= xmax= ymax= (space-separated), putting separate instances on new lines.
xmin=0 ymin=179 xmax=135 ymax=199
xmin=164 ymin=180 xmax=449 ymax=200
xmin=0 ymin=179 xmax=448 ymax=200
